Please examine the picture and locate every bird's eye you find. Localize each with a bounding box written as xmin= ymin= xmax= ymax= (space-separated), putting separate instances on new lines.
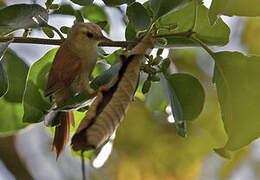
xmin=86 ymin=32 xmax=93 ymax=38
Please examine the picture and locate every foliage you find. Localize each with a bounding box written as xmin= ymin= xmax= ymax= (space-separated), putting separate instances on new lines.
xmin=0 ymin=0 xmax=260 ymax=178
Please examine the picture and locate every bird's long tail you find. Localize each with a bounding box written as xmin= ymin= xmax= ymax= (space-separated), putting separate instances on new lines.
xmin=52 ymin=111 xmax=75 ymax=160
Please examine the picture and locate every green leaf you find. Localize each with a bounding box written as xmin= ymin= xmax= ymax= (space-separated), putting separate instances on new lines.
xmin=165 ymin=73 xmax=205 ymax=136
xmin=0 ymin=40 xmax=12 ymax=60
xmin=70 ymin=0 xmax=93 ymax=6
xmin=22 ymin=48 xmax=57 ymax=123
xmin=104 ymin=49 xmax=124 ymax=65
xmin=150 ymin=0 xmax=192 ymax=19
xmin=0 ymin=40 xmax=12 ymax=97
xmin=156 ymin=2 xmax=230 ymax=47
xmin=213 ymin=52 xmax=260 ymax=151
xmin=45 ymin=0 xmax=54 ymax=8
xmin=52 ymin=4 xmax=75 ymax=16
xmin=214 ymin=148 xmax=232 ymax=159
xmin=0 ymin=1 xmax=6 ymax=9
xmin=49 ymin=4 xmax=59 ymax=10
xmin=102 ymin=0 xmax=134 ymax=6
xmin=125 ymin=22 xmax=136 ymax=41
xmin=126 ymin=2 xmax=151 ymax=31
xmin=0 ymin=51 xmax=29 ymax=134
xmin=74 ymin=10 xmax=84 ymax=23
xmin=242 ymin=18 xmax=260 ymax=56
xmin=209 ymin=0 xmax=260 ymax=24
xmin=42 ymin=27 xmax=54 ymax=38
xmin=0 ymin=60 xmax=8 ymax=97
xmin=81 ymin=4 xmax=110 ymax=34
xmin=60 ymin=26 xmax=70 ymax=34
xmin=166 ymin=73 xmax=205 ymax=121
xmin=4 ymin=51 xmax=28 ymax=103
xmin=0 ymin=4 xmax=48 ymax=29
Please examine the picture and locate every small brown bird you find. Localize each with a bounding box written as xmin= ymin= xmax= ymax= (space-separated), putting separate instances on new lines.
xmin=44 ymin=23 xmax=112 ymax=159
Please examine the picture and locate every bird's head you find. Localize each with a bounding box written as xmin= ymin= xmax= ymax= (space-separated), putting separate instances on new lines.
xmin=66 ymin=23 xmax=112 ymax=53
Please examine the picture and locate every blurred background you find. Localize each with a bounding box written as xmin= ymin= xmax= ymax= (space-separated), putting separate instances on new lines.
xmin=1 ymin=0 xmax=260 ymax=179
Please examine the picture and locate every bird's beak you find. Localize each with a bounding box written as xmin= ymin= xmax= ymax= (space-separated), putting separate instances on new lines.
xmin=99 ymin=36 xmax=113 ymax=43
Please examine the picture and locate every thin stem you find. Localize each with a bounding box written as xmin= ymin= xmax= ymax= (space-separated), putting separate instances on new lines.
xmin=2 ymin=29 xmax=18 ymax=37
xmin=81 ymin=151 xmax=86 ymax=180
xmin=46 ymin=24 xmax=65 ymax=40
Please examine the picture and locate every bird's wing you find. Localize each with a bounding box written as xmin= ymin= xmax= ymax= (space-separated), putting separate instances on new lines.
xmin=44 ymin=45 xmax=82 ymax=97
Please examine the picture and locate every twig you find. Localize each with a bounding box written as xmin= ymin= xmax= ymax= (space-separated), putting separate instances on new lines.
xmin=0 ymin=36 xmax=137 ymax=47
xmin=0 ymin=30 xmax=193 ymax=47
xmin=81 ymin=151 xmax=86 ymax=180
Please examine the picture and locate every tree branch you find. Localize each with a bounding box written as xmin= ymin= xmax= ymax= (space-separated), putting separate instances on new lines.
xmin=0 ymin=31 xmax=192 ymax=47
xmin=0 ymin=36 xmax=137 ymax=47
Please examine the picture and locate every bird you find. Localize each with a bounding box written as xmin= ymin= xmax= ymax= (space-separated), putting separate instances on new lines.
xmin=44 ymin=22 xmax=112 ymax=159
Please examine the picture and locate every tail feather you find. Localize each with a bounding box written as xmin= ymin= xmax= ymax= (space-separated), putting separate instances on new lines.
xmin=52 ymin=111 xmax=74 ymax=160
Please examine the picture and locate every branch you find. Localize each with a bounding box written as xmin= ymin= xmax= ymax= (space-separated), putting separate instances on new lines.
xmin=0 ymin=36 xmax=137 ymax=47
xmin=0 ymin=30 xmax=193 ymax=47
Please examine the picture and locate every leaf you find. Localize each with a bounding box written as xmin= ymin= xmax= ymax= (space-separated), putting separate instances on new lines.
xmin=156 ymin=2 xmax=230 ymax=47
xmin=49 ymin=4 xmax=59 ymax=10
xmin=0 ymin=51 xmax=29 ymax=134
xmin=213 ymin=51 xmax=260 ymax=151
xmin=42 ymin=27 xmax=54 ymax=38
xmin=214 ymin=148 xmax=232 ymax=159
xmin=0 ymin=40 xmax=12 ymax=97
xmin=22 ymin=48 xmax=57 ymax=123
xmin=52 ymin=4 xmax=75 ymax=16
xmin=0 ymin=1 xmax=6 ymax=9
xmin=209 ymin=0 xmax=260 ymax=24
xmin=126 ymin=2 xmax=151 ymax=31
xmin=219 ymin=147 xmax=249 ymax=178
xmin=150 ymin=0 xmax=192 ymax=19
xmin=114 ymin=99 xmax=225 ymax=179
xmin=4 ymin=51 xmax=29 ymax=103
xmin=165 ymin=73 xmax=205 ymax=136
xmin=74 ymin=10 xmax=84 ymax=23
xmin=145 ymin=79 xmax=169 ymax=113
xmin=102 ymin=0 xmax=134 ymax=6
xmin=0 ymin=40 xmax=12 ymax=60
xmin=81 ymin=4 xmax=110 ymax=34
xmin=104 ymin=49 xmax=124 ymax=65
xmin=242 ymin=18 xmax=260 ymax=55
xmin=0 ymin=60 xmax=8 ymax=97
xmin=91 ymin=62 xmax=121 ymax=90
xmin=0 ymin=4 xmax=48 ymax=29
xmin=45 ymin=0 xmax=54 ymax=8
xmin=125 ymin=22 xmax=137 ymax=41
xmin=70 ymin=0 xmax=93 ymax=6
xmin=60 ymin=26 xmax=70 ymax=34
